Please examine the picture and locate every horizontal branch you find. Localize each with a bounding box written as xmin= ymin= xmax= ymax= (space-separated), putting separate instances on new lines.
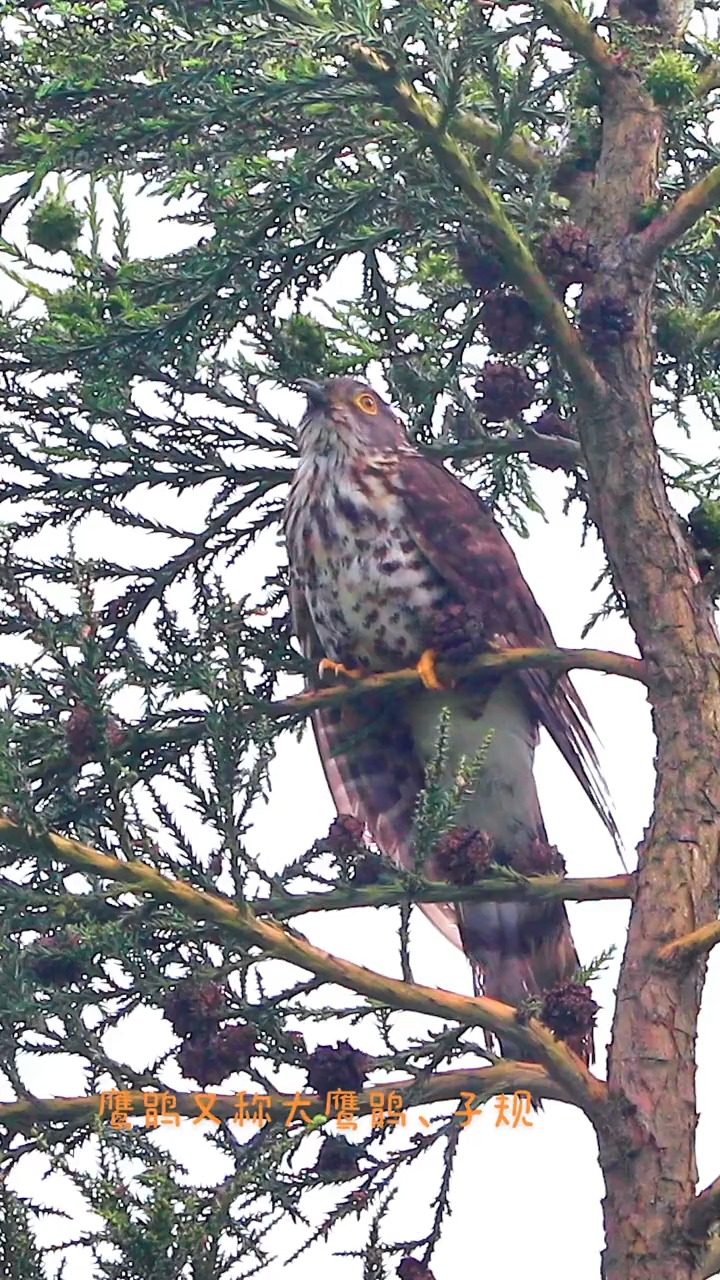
xmin=0 ymin=1062 xmax=571 ymax=1134
xmin=686 ymin=1175 xmax=720 ymax=1242
xmin=639 ymin=165 xmax=720 ymax=264
xmin=346 ymin=42 xmax=605 ymax=402
xmin=0 ymin=818 xmax=608 ymax=1121
xmin=260 ymin=873 xmax=636 ymax=920
xmin=263 ymin=645 xmax=647 ymax=723
xmin=658 ymin=919 xmax=720 ymax=966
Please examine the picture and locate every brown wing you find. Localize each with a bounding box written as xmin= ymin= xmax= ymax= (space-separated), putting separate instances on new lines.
xmin=288 ymin=585 xmax=463 ymax=950
xmin=392 ymin=453 xmax=621 ymax=854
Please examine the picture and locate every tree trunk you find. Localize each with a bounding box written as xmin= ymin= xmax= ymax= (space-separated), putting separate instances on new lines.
xmin=574 ymin=37 xmax=720 ymax=1280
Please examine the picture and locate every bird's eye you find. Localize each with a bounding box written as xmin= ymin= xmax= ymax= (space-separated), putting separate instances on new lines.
xmin=354 ymin=392 xmax=378 ymax=415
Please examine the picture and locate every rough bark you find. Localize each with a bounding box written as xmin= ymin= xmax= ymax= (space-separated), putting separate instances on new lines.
xmin=574 ymin=41 xmax=720 ymax=1280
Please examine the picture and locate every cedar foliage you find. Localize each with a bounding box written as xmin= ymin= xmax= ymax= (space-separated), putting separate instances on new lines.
xmin=1 ymin=1 xmax=720 ymax=1277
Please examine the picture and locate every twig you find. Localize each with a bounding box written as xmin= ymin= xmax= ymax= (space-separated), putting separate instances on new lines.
xmin=0 ymin=818 xmax=608 ymax=1120
xmin=0 ymin=1062 xmax=571 ymax=1134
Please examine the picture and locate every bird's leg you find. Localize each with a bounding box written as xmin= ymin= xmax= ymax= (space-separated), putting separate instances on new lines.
xmin=415 ymin=648 xmax=447 ymax=691
xmin=318 ymin=657 xmax=365 ymax=681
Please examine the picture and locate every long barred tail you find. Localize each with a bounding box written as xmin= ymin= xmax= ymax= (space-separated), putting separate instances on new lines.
xmin=462 ymin=900 xmax=593 ymax=1065
xmin=312 ymin=680 xmax=595 ymax=1067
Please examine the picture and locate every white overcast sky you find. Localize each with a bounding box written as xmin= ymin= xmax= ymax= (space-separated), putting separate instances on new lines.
xmin=1 ymin=170 xmax=719 ymax=1280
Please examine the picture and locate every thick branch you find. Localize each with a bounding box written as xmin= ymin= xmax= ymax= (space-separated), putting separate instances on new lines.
xmin=0 ymin=1063 xmax=571 ymax=1134
xmin=261 ymin=873 xmax=635 ymax=919
xmin=347 ymin=42 xmax=605 ymax=400
xmin=265 ymin=645 xmax=646 ymax=723
xmin=0 ymin=818 xmax=608 ymax=1120
xmin=658 ymin=920 xmax=720 ymax=966
xmin=686 ymin=1178 xmax=720 ymax=1243
xmin=639 ymin=166 xmax=720 ymax=264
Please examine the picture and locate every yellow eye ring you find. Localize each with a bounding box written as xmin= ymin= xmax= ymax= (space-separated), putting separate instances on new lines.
xmin=355 ymin=392 xmax=378 ymax=415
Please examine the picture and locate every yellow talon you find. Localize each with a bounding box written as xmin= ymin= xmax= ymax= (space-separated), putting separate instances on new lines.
xmin=416 ymin=648 xmax=446 ymax=691
xmin=318 ymin=658 xmax=364 ymax=681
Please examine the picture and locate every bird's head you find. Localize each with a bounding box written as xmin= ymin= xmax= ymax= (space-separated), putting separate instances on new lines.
xmin=296 ymin=376 xmax=407 ymax=457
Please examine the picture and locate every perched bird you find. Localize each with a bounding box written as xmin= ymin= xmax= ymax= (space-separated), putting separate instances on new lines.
xmin=284 ymin=376 xmax=617 ymax=1063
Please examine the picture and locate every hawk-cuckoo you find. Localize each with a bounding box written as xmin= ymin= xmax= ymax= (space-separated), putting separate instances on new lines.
xmin=284 ymin=376 xmax=617 ymax=1062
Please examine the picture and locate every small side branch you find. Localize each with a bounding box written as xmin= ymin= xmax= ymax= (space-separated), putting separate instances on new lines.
xmin=658 ymin=919 xmax=720 ymax=967
xmin=0 ymin=819 xmax=608 ymax=1121
xmin=639 ymin=166 xmax=720 ymax=264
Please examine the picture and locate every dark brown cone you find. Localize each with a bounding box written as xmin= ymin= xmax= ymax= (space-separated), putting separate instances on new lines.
xmin=475 ymin=362 xmax=535 ymax=421
xmin=314 ymin=815 xmax=365 ymax=858
xmin=456 ymin=234 xmax=503 ymax=292
xmin=350 ymin=853 xmax=388 ymax=886
xmin=315 ymin=1135 xmax=361 ymax=1178
xmin=537 ymin=223 xmax=599 ymax=289
xmin=435 ymin=828 xmax=494 ymax=885
xmin=480 ymin=291 xmax=537 ymax=353
xmin=542 ymin=980 xmax=599 ymax=1061
xmin=26 ymin=930 xmax=86 ymax=984
xmin=532 ymin=409 xmax=577 ymax=441
xmin=177 ymin=1023 xmax=257 ymax=1086
xmin=306 ymin=1042 xmax=370 ymax=1095
xmin=162 ymin=980 xmax=224 ymax=1038
xmin=579 ymin=294 xmax=634 ymax=350
xmin=448 ymin=408 xmax=480 ymax=443
xmin=64 ymin=704 xmax=98 ymax=764
xmin=498 ymin=837 xmax=567 ymax=879
xmin=65 ymin=704 xmax=125 ymax=764
xmin=426 ymin=602 xmax=486 ymax=666
xmin=398 ymin=1260 xmax=436 ymax=1280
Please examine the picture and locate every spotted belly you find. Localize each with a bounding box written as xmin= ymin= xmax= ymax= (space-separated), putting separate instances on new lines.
xmin=288 ymin=469 xmax=450 ymax=670
xmin=308 ymin=547 xmax=446 ymax=669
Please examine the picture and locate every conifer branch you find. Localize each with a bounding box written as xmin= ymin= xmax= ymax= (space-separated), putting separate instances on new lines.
xmin=263 ymin=0 xmax=542 ymax=174
xmin=0 ymin=818 xmax=608 ymax=1119
xmin=347 ymin=42 xmax=605 ymax=399
xmin=0 ymin=1062 xmax=570 ymax=1134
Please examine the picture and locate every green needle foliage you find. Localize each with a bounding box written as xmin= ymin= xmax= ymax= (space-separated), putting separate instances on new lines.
xmin=0 ymin=0 xmax=719 ymax=1276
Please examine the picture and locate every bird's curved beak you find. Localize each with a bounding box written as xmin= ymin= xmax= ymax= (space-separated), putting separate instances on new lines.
xmin=296 ymin=378 xmax=328 ymax=407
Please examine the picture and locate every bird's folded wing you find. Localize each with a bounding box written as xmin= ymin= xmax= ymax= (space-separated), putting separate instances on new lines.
xmin=391 ymin=452 xmax=621 ymax=853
